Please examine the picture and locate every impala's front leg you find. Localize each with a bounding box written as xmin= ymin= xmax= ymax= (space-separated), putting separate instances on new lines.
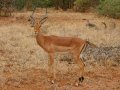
xmin=78 ymin=57 xmax=85 ymax=82
xmin=73 ymin=52 xmax=85 ymax=86
xmin=48 ymin=53 xmax=56 ymax=83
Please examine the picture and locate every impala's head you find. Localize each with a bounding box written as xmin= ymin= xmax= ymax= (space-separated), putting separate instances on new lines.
xmin=34 ymin=20 xmax=42 ymax=34
xmin=29 ymin=8 xmax=48 ymax=34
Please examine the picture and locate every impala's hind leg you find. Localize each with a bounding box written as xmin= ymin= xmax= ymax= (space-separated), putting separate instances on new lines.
xmin=48 ymin=53 xmax=56 ymax=84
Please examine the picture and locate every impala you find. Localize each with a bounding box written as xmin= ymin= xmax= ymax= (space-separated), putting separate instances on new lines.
xmin=30 ymin=9 xmax=96 ymax=85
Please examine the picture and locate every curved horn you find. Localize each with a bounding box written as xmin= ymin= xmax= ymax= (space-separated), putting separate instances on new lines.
xmin=29 ymin=7 xmax=36 ymax=27
xmin=40 ymin=8 xmax=48 ymax=24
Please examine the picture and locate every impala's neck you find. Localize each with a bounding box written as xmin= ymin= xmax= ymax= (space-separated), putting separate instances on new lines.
xmin=34 ymin=21 xmax=47 ymax=48
xmin=36 ymin=30 xmax=44 ymax=39
xmin=37 ymin=30 xmax=43 ymax=36
xmin=35 ymin=27 xmax=45 ymax=47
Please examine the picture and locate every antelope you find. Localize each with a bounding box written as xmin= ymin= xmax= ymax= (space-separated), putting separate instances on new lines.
xmin=30 ymin=8 xmax=96 ymax=85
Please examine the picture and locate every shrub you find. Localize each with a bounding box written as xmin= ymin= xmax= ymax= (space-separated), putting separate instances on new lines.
xmin=13 ymin=0 xmax=53 ymax=10
xmin=32 ymin=0 xmax=53 ymax=8
xmin=74 ymin=0 xmax=100 ymax=12
xmin=74 ymin=0 xmax=90 ymax=12
xmin=97 ymin=0 xmax=120 ymax=19
xmin=13 ymin=0 xmax=26 ymax=10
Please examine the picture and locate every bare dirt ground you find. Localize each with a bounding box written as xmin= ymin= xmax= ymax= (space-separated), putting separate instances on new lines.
xmin=0 ymin=9 xmax=120 ymax=90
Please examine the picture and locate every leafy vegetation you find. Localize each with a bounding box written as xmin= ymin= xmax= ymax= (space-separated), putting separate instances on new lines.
xmin=13 ymin=0 xmax=26 ymax=10
xmin=13 ymin=0 xmax=53 ymax=10
xmin=74 ymin=0 xmax=90 ymax=12
xmin=32 ymin=0 xmax=53 ymax=8
xmin=97 ymin=0 xmax=120 ymax=19
xmin=53 ymin=0 xmax=74 ymax=11
xmin=0 ymin=0 xmax=120 ymax=19
xmin=74 ymin=0 xmax=100 ymax=12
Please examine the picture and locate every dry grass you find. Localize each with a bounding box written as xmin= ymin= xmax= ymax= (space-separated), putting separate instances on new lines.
xmin=0 ymin=9 xmax=120 ymax=90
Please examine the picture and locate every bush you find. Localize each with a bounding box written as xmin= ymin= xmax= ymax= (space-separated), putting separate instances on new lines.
xmin=32 ymin=0 xmax=53 ymax=8
xmin=13 ymin=0 xmax=53 ymax=10
xmin=74 ymin=0 xmax=90 ymax=12
xmin=74 ymin=0 xmax=100 ymax=12
xmin=13 ymin=0 xmax=26 ymax=10
xmin=97 ymin=0 xmax=120 ymax=19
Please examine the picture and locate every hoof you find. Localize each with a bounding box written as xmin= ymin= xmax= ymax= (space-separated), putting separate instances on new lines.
xmin=51 ymin=80 xmax=55 ymax=84
xmin=75 ymin=82 xmax=79 ymax=87
xmin=79 ymin=76 xmax=84 ymax=82
xmin=48 ymin=79 xmax=55 ymax=84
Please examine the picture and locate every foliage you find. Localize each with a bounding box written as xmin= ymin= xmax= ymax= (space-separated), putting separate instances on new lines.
xmin=74 ymin=0 xmax=90 ymax=12
xmin=0 ymin=0 xmax=14 ymax=16
xmin=53 ymin=0 xmax=74 ymax=11
xmin=13 ymin=0 xmax=26 ymax=10
xmin=32 ymin=0 xmax=53 ymax=8
xmin=13 ymin=0 xmax=53 ymax=10
xmin=0 ymin=0 xmax=3 ymax=8
xmin=97 ymin=0 xmax=120 ymax=19
xmin=74 ymin=0 xmax=100 ymax=12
